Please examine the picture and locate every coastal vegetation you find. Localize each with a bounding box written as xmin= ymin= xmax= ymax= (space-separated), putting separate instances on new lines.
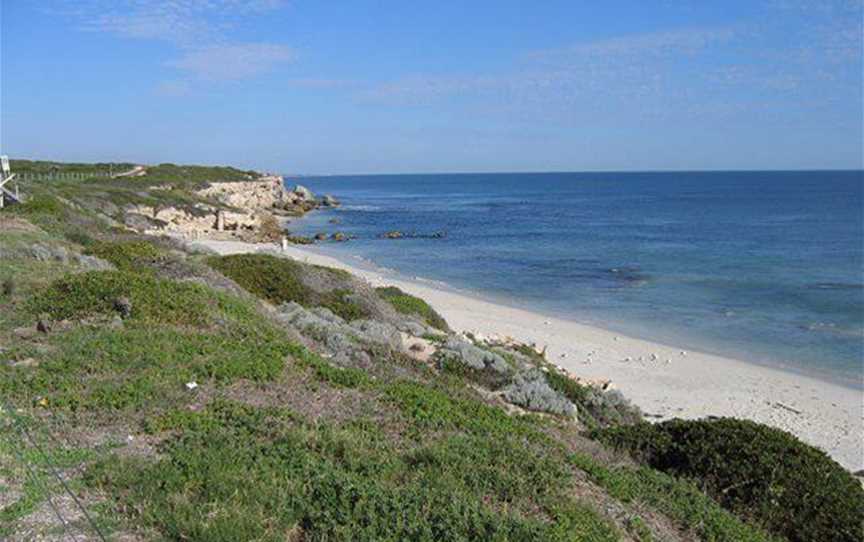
xmin=592 ymin=419 xmax=864 ymax=542
xmin=0 ymin=160 xmax=859 ymax=541
xmin=207 ymin=253 xmax=371 ymax=321
xmin=376 ymin=285 xmax=451 ymax=331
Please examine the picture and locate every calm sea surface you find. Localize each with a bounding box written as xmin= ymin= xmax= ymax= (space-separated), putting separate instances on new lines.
xmin=286 ymin=171 xmax=864 ymax=386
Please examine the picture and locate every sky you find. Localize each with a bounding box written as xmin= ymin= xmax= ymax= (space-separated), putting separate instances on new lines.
xmin=0 ymin=0 xmax=862 ymax=174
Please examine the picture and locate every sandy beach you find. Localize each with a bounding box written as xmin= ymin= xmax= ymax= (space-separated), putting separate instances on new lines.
xmin=192 ymin=238 xmax=863 ymax=471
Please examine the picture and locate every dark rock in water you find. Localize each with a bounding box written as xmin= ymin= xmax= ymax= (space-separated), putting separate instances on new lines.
xmin=114 ymin=296 xmax=133 ymax=319
xmin=381 ymin=231 xmax=446 ymax=240
xmin=328 ymin=218 xmax=341 ymax=225
xmin=314 ymin=233 xmax=328 ymax=241
xmin=293 ymin=185 xmax=315 ymax=201
xmin=321 ymin=194 xmax=340 ymax=207
xmin=287 ymin=235 xmax=315 ymax=245
xmin=607 ymin=266 xmax=649 ymax=287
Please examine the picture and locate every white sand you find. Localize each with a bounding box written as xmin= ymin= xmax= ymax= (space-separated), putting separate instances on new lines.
xmin=192 ymin=239 xmax=864 ymax=471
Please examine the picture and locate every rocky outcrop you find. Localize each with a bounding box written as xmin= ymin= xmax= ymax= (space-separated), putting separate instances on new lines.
xmin=121 ymin=176 xmax=331 ymax=240
xmin=197 ymin=176 xmax=287 ymax=210
xmin=292 ymin=185 xmax=315 ymax=202
xmin=123 ymin=203 xmax=260 ymax=235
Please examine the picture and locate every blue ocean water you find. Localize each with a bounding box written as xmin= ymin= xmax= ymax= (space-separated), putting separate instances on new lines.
xmin=287 ymin=171 xmax=864 ymax=386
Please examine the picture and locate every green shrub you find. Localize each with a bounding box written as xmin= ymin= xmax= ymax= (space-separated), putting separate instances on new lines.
xmin=375 ymin=286 xmax=449 ymax=331
xmin=27 ymin=270 xmax=213 ymax=326
xmin=592 ymin=418 xmax=864 ymax=542
xmin=86 ymin=239 xmax=164 ymax=271
xmin=571 ymin=453 xmax=775 ymax=542
xmin=2 ymin=277 xmax=15 ymax=296
xmin=9 ymin=194 xmax=64 ymax=215
xmin=545 ymin=370 xmax=641 ymax=429
xmin=207 ymin=254 xmax=370 ymax=321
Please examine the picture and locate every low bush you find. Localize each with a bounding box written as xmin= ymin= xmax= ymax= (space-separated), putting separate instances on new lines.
xmin=9 ymin=194 xmax=64 ymax=215
xmin=257 ymin=213 xmax=284 ymax=242
xmin=570 ymin=453 xmax=775 ymax=542
xmin=375 ymin=286 xmax=449 ymax=331
xmin=207 ymin=254 xmax=370 ymax=321
xmin=85 ymin=239 xmax=164 ymax=271
xmin=592 ymin=418 xmax=864 ymax=542
xmin=545 ymin=370 xmax=641 ymax=429
xmin=27 ymin=270 xmax=213 ymax=326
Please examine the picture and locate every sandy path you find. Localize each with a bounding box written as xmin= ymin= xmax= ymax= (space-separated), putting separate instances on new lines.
xmin=192 ymin=239 xmax=864 ymax=471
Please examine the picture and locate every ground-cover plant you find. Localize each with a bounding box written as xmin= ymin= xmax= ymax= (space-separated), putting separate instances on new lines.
xmin=207 ymin=254 xmax=370 ymax=321
xmin=85 ymin=239 xmax=165 ymax=271
xmin=27 ymin=270 xmax=214 ymax=326
xmin=86 ymin=399 xmax=622 ymax=541
xmin=4 ymin=277 xmax=304 ymax=414
xmin=592 ymin=418 xmax=864 ymax=542
xmin=376 ymin=285 xmax=450 ymax=331
xmin=0 ymin=324 xmax=294 ymax=412
xmin=7 ymin=191 xmax=105 ymax=245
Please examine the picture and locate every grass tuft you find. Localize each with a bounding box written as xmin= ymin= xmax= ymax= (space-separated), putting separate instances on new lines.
xmin=376 ymin=286 xmax=450 ymax=331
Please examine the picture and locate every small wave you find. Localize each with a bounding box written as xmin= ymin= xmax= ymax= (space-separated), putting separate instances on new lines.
xmin=801 ymin=322 xmax=864 ymax=337
xmin=340 ymin=204 xmax=382 ymax=211
xmin=808 ymin=282 xmax=864 ymax=291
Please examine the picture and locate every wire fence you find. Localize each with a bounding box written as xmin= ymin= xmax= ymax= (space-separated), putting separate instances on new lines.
xmin=0 ymin=402 xmax=109 ymax=541
xmin=16 ymin=172 xmax=114 ymax=182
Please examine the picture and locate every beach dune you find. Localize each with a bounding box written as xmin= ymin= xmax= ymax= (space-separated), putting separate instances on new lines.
xmin=193 ymin=238 xmax=864 ymax=472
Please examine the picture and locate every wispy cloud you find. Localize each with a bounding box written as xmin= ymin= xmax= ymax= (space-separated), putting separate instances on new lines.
xmin=363 ymin=8 xmax=860 ymax=127
xmin=364 ymin=26 xmax=737 ymax=112
xmin=167 ymin=43 xmax=295 ymax=80
xmin=284 ymin=78 xmax=358 ymax=90
xmin=46 ymin=1 xmax=294 ymax=89
xmin=526 ymin=27 xmax=738 ymax=62
xmin=154 ymin=79 xmax=193 ymax=97
xmin=56 ymin=0 xmax=287 ymax=46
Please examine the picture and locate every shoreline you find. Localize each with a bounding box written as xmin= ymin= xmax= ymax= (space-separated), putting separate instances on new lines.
xmin=324 ymin=245 xmax=862 ymax=392
xmin=191 ymin=238 xmax=864 ymax=471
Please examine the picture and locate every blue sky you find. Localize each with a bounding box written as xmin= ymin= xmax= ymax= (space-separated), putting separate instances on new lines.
xmin=1 ymin=0 xmax=861 ymax=173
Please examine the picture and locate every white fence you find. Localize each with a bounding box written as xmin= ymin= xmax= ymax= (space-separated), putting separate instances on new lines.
xmin=17 ymin=171 xmax=114 ymax=181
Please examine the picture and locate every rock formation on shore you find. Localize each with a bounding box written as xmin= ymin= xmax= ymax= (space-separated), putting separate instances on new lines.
xmin=121 ymin=176 xmax=338 ymax=240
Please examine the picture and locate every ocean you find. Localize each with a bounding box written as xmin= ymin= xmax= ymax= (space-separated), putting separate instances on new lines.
xmin=285 ymin=171 xmax=864 ymax=386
